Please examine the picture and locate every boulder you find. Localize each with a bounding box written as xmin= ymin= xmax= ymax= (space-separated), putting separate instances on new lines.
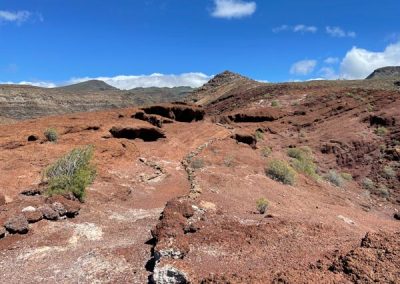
xmin=153 ymin=265 xmax=189 ymax=284
xmin=51 ymin=202 xmax=67 ymax=217
xmin=39 ymin=205 xmax=59 ymax=220
xmin=47 ymin=195 xmax=81 ymax=218
xmin=5 ymin=215 xmax=29 ymax=234
xmin=23 ymin=210 xmax=43 ymax=223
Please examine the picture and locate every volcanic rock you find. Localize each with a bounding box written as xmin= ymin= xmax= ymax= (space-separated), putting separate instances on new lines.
xmin=5 ymin=215 xmax=29 ymax=234
xmin=39 ymin=205 xmax=59 ymax=221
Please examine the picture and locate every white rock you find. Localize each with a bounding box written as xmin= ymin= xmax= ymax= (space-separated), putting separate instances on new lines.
xmin=153 ymin=265 xmax=188 ymax=284
xmin=22 ymin=206 xmax=36 ymax=213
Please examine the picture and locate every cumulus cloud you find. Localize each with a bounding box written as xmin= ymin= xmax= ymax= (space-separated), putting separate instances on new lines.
xmin=273 ymin=24 xmax=317 ymax=33
xmin=0 ymin=10 xmax=31 ymax=24
xmin=326 ymin=26 xmax=356 ymax=38
xmin=324 ymin=57 xmax=339 ymax=64
xmin=290 ymin=60 xmax=317 ymax=76
xmin=211 ymin=0 xmax=256 ymax=19
xmin=69 ymin=72 xmax=213 ymax=89
xmin=340 ymin=41 xmax=400 ymax=79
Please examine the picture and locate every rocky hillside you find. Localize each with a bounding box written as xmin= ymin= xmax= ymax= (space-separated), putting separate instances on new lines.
xmin=366 ymin=66 xmax=400 ymax=79
xmin=0 ymin=82 xmax=194 ymax=121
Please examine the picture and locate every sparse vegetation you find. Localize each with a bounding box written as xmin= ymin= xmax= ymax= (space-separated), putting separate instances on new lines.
xmin=223 ymin=156 xmax=235 ymax=167
xmin=362 ymin=178 xmax=375 ymax=190
xmin=375 ymin=127 xmax=388 ymax=136
xmin=266 ymin=159 xmax=296 ymax=185
xmin=191 ymin=158 xmax=205 ymax=169
xmin=255 ymin=130 xmax=264 ymax=141
xmin=271 ymin=100 xmax=280 ymax=107
xmin=324 ymin=170 xmax=345 ymax=187
xmin=261 ymin=146 xmax=272 ymax=157
xmin=382 ymin=166 xmax=396 ymax=178
xmin=287 ymin=147 xmax=319 ymax=179
xmin=44 ymin=128 xmax=58 ymax=142
xmin=43 ymin=145 xmax=96 ymax=201
xmin=256 ymin=198 xmax=269 ymax=214
xmin=340 ymin=172 xmax=353 ymax=181
xmin=374 ymin=184 xmax=390 ymax=198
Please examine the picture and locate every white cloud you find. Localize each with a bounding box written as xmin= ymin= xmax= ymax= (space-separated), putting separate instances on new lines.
xmin=0 ymin=10 xmax=31 ymax=24
xmin=290 ymin=60 xmax=317 ymax=76
xmin=273 ymin=24 xmax=317 ymax=33
xmin=0 ymin=81 xmax=56 ymax=88
xmin=326 ymin=26 xmax=356 ymax=38
xmin=211 ymin=0 xmax=256 ymax=19
xmin=319 ymin=67 xmax=338 ymax=80
xmin=272 ymin=25 xmax=289 ymax=33
xmin=69 ymin=72 xmax=213 ymax=89
xmin=340 ymin=41 xmax=400 ymax=79
xmin=324 ymin=57 xmax=339 ymax=64
xmin=293 ymin=24 xmax=317 ymax=33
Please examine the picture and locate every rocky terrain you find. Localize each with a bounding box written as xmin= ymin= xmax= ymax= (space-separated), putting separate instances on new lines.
xmin=0 ymin=82 xmax=193 ymax=121
xmin=0 ymin=69 xmax=399 ymax=283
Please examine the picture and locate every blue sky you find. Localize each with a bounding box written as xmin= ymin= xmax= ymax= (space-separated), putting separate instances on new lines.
xmin=0 ymin=0 xmax=400 ymax=88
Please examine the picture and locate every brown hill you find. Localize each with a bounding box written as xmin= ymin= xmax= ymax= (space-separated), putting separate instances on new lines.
xmin=56 ymin=80 xmax=119 ymax=92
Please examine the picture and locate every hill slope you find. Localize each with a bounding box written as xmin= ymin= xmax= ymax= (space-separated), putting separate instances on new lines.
xmin=366 ymin=66 xmax=400 ymax=79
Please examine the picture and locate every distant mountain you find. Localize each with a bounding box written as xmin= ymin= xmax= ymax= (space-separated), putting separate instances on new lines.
xmin=56 ymin=80 xmax=119 ymax=92
xmin=366 ymin=66 xmax=400 ymax=79
xmin=0 ymin=83 xmax=194 ymax=121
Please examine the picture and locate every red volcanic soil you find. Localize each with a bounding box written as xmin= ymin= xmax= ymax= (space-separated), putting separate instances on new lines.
xmin=0 ymin=86 xmax=399 ymax=283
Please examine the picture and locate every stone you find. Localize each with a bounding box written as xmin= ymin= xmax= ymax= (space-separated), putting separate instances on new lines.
xmin=22 ymin=206 xmax=37 ymax=213
xmin=153 ymin=265 xmax=189 ymax=284
xmin=39 ymin=205 xmax=59 ymax=220
xmin=51 ymin=202 xmax=67 ymax=216
xmin=23 ymin=210 xmax=43 ymax=223
xmin=5 ymin=215 xmax=29 ymax=234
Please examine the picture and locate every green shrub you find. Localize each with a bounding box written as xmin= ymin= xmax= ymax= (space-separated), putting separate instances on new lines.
xmin=255 ymin=130 xmax=264 ymax=141
xmin=256 ymin=198 xmax=269 ymax=214
xmin=44 ymin=128 xmax=58 ymax=142
xmin=375 ymin=127 xmax=388 ymax=136
xmin=340 ymin=172 xmax=353 ymax=181
xmin=261 ymin=146 xmax=272 ymax=157
xmin=191 ymin=158 xmax=205 ymax=169
xmin=287 ymin=147 xmax=319 ymax=179
xmin=374 ymin=185 xmax=390 ymax=198
xmin=382 ymin=166 xmax=396 ymax=178
xmin=266 ymin=159 xmax=296 ymax=185
xmin=43 ymin=145 xmax=96 ymax=201
xmin=362 ymin=178 xmax=375 ymax=190
xmin=271 ymin=100 xmax=280 ymax=107
xmin=324 ymin=170 xmax=344 ymax=187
